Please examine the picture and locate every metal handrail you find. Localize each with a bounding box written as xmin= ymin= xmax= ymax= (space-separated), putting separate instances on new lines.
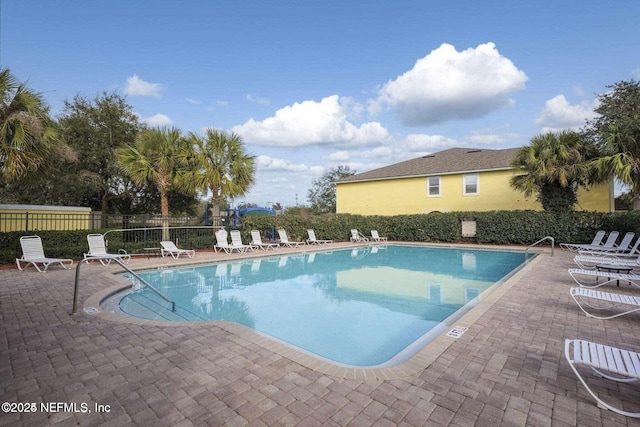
xmin=72 ymin=255 xmax=175 ymax=315
xmin=526 ymin=236 xmax=555 ymax=257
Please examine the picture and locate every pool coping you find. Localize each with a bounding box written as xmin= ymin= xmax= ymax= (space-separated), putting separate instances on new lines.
xmin=82 ymin=242 xmax=545 ymax=381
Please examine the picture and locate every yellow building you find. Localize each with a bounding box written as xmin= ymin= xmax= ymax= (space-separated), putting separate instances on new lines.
xmin=336 ymin=147 xmax=613 ymax=215
xmin=0 ymin=204 xmax=93 ymax=232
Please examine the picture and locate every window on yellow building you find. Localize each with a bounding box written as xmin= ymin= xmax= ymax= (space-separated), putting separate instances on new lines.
xmin=463 ymin=173 xmax=479 ymax=195
xmin=427 ymin=176 xmax=441 ymax=197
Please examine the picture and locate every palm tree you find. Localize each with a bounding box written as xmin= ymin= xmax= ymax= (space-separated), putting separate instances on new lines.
xmin=0 ymin=68 xmax=60 ymax=180
xmin=187 ymin=129 xmax=255 ymax=227
xmin=510 ymin=131 xmax=599 ymax=212
xmin=586 ymin=80 xmax=640 ymax=208
xmin=117 ymin=127 xmax=192 ymax=238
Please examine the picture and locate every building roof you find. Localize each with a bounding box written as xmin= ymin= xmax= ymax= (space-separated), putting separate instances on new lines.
xmin=337 ymin=147 xmax=521 ymax=183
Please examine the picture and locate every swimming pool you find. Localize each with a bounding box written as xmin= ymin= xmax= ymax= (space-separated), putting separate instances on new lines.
xmin=114 ymin=245 xmax=529 ymax=367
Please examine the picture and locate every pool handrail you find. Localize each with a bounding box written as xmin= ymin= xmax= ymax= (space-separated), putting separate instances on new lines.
xmin=72 ymin=255 xmax=175 ymax=315
xmin=526 ymin=236 xmax=554 ymax=257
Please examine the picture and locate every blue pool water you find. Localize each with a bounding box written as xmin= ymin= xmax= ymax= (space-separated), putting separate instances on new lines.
xmin=116 ymin=245 xmax=528 ymax=367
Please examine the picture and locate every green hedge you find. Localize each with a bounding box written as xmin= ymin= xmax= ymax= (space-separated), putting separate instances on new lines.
xmin=2 ymin=228 xmax=217 ymax=266
xmin=243 ymin=210 xmax=640 ymax=246
xmin=3 ymin=210 xmax=640 ymax=265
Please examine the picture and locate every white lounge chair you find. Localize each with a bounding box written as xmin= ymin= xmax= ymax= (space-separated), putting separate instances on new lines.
xmin=306 ymin=229 xmax=332 ymax=245
xmin=562 ymin=231 xmax=619 ymax=253
xmin=578 ymin=232 xmax=635 ymax=255
xmin=565 ymin=339 xmax=640 ymax=417
xmin=16 ymin=235 xmax=74 ymax=272
xmin=370 ymin=230 xmax=387 ymax=242
xmin=250 ymin=230 xmax=279 ymax=250
xmin=350 ymin=229 xmax=369 ymax=242
xmin=568 ymin=268 xmax=640 ymax=290
xmin=277 ymin=229 xmax=305 ymax=247
xmin=160 ymin=241 xmax=195 ymax=258
xmin=574 ymin=252 xmax=640 ymax=270
xmin=230 ymin=230 xmax=254 ymax=252
xmin=214 ymin=230 xmax=247 ymax=253
xmin=579 ymin=235 xmax=640 ymax=259
xmin=84 ymin=233 xmax=131 ymax=265
xmin=560 ymin=230 xmax=607 ymax=251
xmin=215 ymin=229 xmax=235 ymax=253
xmin=570 ymin=287 xmax=640 ymax=319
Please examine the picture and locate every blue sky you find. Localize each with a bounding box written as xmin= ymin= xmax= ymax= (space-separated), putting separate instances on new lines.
xmin=3 ymin=1 xmax=640 ymax=207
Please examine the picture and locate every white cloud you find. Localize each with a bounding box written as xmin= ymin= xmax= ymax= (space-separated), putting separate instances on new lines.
xmin=185 ymin=98 xmax=202 ymax=105
xmin=256 ymin=155 xmax=312 ymax=172
xmin=124 ymin=74 xmax=163 ymax=98
xmin=232 ymin=95 xmax=390 ymax=147
xmin=246 ymin=94 xmax=271 ymax=105
xmin=372 ymin=42 xmax=528 ymax=126
xmin=535 ymin=94 xmax=599 ymax=132
xmin=328 ymin=151 xmax=350 ymax=161
xmin=143 ymin=113 xmax=173 ymax=127
xmin=402 ymin=134 xmax=457 ymax=151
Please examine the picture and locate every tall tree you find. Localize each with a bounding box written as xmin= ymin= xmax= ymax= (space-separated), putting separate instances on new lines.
xmin=187 ymin=129 xmax=255 ymax=227
xmin=0 ymin=68 xmax=62 ymax=181
xmin=57 ymin=91 xmax=141 ymax=212
xmin=308 ymin=165 xmax=356 ymax=213
xmin=117 ymin=127 xmax=193 ymax=238
xmin=585 ymin=79 xmax=640 ymax=209
xmin=510 ymin=131 xmax=598 ymax=212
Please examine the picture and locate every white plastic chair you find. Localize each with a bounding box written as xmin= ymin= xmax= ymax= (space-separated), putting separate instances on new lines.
xmin=230 ymin=230 xmax=253 ymax=252
xmin=16 ymin=235 xmax=73 ymax=272
xmin=561 ymin=231 xmax=618 ymax=252
xmin=250 ymin=230 xmax=278 ymax=250
xmin=565 ymin=339 xmax=640 ymax=417
xmin=84 ymin=234 xmax=130 ymax=265
xmin=370 ymin=230 xmax=387 ymax=242
xmin=215 ymin=229 xmax=232 ymax=253
xmin=306 ymin=229 xmax=332 ymax=245
xmin=560 ymin=230 xmax=607 ymax=251
xmin=350 ymin=229 xmax=369 ymax=242
xmin=277 ymin=229 xmax=305 ymax=247
xmin=160 ymin=241 xmax=195 ymax=258
xmin=570 ymin=287 xmax=640 ymax=319
xmin=568 ymin=268 xmax=640 ymax=290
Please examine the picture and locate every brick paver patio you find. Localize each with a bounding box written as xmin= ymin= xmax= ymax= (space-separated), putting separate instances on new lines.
xmin=1 ymin=244 xmax=639 ymax=426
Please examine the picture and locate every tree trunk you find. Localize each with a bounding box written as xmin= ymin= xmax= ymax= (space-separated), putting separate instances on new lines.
xmin=160 ymin=190 xmax=170 ymax=241
xmin=210 ymin=186 xmax=222 ymax=228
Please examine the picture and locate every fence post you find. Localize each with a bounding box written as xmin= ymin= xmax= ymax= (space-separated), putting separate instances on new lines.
xmin=25 ymin=211 xmax=29 ymax=232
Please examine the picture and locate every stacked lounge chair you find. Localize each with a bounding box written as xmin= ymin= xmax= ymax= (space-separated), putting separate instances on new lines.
xmin=350 ymin=229 xmax=369 ymax=242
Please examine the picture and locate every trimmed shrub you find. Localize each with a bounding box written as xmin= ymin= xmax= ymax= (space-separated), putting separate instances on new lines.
xmin=3 ymin=210 xmax=640 ymax=265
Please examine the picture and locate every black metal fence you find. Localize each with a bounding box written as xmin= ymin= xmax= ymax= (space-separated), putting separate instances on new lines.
xmin=0 ymin=212 xmax=211 ymax=232
xmin=103 ymin=226 xmax=216 ymax=252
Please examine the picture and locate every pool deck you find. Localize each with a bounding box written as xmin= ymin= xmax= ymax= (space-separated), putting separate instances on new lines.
xmin=1 ymin=242 xmax=639 ymax=426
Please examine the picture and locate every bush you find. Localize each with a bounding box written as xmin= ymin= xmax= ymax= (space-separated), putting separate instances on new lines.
xmin=3 ymin=210 xmax=639 ymax=265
